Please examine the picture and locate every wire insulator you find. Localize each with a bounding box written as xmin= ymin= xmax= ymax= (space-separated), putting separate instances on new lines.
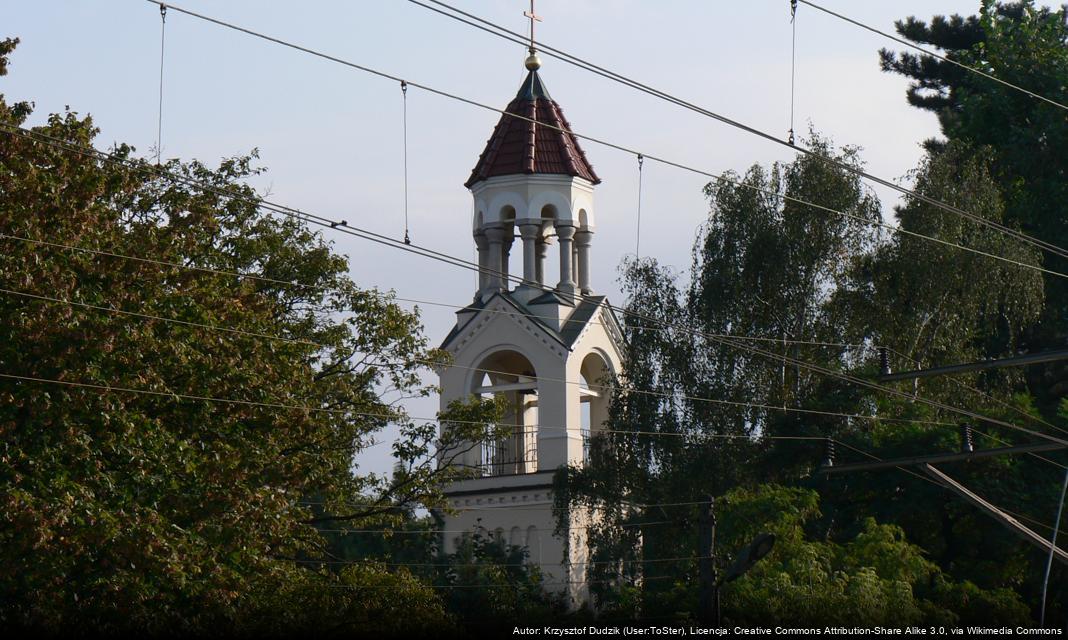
xmin=822 ymin=438 xmax=835 ymax=468
xmin=878 ymin=346 xmax=891 ymax=376
xmin=960 ymin=424 xmax=974 ymax=453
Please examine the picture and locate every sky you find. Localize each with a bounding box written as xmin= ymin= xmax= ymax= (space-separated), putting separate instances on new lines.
xmin=3 ymin=0 xmax=991 ymax=477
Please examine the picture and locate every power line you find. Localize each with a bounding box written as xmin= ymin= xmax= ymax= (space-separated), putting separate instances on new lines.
xmin=295 ymin=554 xmax=707 ymax=569
xmin=311 ymin=520 xmax=674 ymax=536
xmin=66 ymin=5 xmax=1061 ymax=445
xmin=133 ymin=1 xmax=1068 ymax=278
xmin=833 ymin=439 xmax=1062 ymax=535
xmin=886 ymin=347 xmax=1068 ymax=464
xmin=797 ymin=0 xmax=1068 ymax=114
xmin=0 ymin=232 xmax=871 ymax=351
xmin=407 ymin=0 xmax=1068 ymax=264
xmin=155 ymin=3 xmax=167 ymax=164
xmin=12 ymin=361 xmax=1052 ymax=532
xmin=2 ymin=125 xmax=1054 ymax=447
xmin=0 ymin=286 xmax=321 ymax=348
xmin=0 ymin=280 xmax=955 ymax=430
xmin=0 ymin=371 xmax=355 ymax=415
xmin=0 ymin=367 xmax=856 ymax=442
xmin=317 ymin=574 xmax=676 ymax=590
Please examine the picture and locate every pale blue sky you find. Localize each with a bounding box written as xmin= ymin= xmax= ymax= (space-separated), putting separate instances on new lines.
xmin=4 ymin=1 xmax=989 ymax=476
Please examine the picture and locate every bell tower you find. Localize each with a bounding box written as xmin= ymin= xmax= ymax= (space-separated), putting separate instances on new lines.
xmin=436 ymin=50 xmax=624 ymax=607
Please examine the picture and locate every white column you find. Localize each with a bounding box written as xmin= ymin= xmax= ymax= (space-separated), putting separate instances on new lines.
xmin=519 ymin=223 xmax=540 ymax=286
xmin=474 ymin=231 xmax=489 ymax=296
xmin=484 ymin=226 xmax=505 ymax=293
xmin=556 ymin=224 xmax=577 ymax=297
xmin=501 ymin=229 xmax=514 ymax=291
xmin=575 ymin=229 xmax=593 ymax=295
xmin=536 ymin=235 xmax=549 ymax=286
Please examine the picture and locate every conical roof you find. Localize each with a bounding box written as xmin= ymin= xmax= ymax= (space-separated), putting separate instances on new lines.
xmin=465 ymin=70 xmax=600 ymax=188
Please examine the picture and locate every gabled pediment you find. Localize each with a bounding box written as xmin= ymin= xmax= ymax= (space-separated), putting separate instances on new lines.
xmin=440 ymin=291 xmax=626 ymax=366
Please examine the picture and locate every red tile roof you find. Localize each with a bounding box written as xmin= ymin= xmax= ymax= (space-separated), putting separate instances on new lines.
xmin=465 ymin=70 xmax=601 ymax=188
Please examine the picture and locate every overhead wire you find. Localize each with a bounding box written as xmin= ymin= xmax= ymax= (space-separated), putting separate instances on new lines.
xmin=0 ymin=273 xmax=957 ymax=429
xmin=311 ymin=520 xmax=674 ymax=536
xmin=884 ymin=347 xmax=1068 ymax=466
xmin=22 ymin=5 xmax=1068 ymax=571
xmin=406 ymin=0 xmax=1068 ymax=264
xmin=296 ymin=554 xmax=706 ymax=569
xmin=788 ymin=0 xmax=798 ymax=145
xmin=3 ymin=123 xmax=1060 ymax=449
xmin=796 ymin=0 xmax=1068 ymax=114
xmin=317 ymin=574 xmax=676 ymax=590
xmin=135 ymin=0 xmax=1068 ymax=281
xmin=0 ymin=232 xmax=870 ymax=351
xmin=155 ymin=3 xmax=167 ymax=165
xmin=401 ymin=80 xmax=411 ymax=245
xmin=832 ymin=439 xmax=1063 ymax=538
xmin=96 ymin=5 xmax=1068 ymax=447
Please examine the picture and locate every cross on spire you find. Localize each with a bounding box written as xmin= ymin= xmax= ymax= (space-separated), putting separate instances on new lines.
xmin=523 ymin=0 xmax=542 ymax=54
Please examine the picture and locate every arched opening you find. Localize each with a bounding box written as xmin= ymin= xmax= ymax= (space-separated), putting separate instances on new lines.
xmin=471 ymin=349 xmax=539 ymax=476
xmin=579 ymin=351 xmax=614 ymax=464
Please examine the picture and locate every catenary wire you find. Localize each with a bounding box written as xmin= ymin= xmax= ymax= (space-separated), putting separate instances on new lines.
xmin=0 ymin=281 xmax=956 ymax=429
xmin=832 ymin=439 xmax=1063 ymax=537
xmin=2 ymin=124 xmax=1057 ymax=447
xmin=135 ymin=0 xmax=1068 ymax=276
xmin=155 ymin=4 xmax=167 ymax=164
xmin=310 ymin=520 xmax=674 ymax=536
xmin=885 ymin=347 xmax=1068 ymax=466
xmin=407 ymin=0 xmax=1068 ymax=263
xmin=797 ymin=0 xmax=1068 ymax=114
xmin=296 ymin=554 xmax=707 ymax=569
xmin=0 ymin=232 xmax=871 ymax=350
xmin=0 ymin=368 xmax=875 ymax=442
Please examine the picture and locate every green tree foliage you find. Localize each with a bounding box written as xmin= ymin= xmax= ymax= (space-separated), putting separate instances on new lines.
xmin=718 ymin=486 xmax=1029 ymax=625
xmin=880 ymin=1 xmax=1068 ymax=390
xmin=561 ymin=132 xmax=1064 ymax=622
xmin=573 ymin=485 xmax=1029 ymax=625
xmin=437 ymin=527 xmax=565 ymax=629
xmin=0 ymin=38 xmax=493 ymax=634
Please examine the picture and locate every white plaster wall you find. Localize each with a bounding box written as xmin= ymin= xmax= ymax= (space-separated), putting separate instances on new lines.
xmin=471 ymin=174 xmax=596 ymax=228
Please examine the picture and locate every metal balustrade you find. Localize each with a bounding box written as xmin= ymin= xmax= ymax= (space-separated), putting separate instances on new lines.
xmin=481 ymin=425 xmax=538 ymax=476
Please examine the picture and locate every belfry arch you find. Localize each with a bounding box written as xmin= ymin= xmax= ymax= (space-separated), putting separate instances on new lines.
xmin=469 ymin=348 xmax=539 ymax=476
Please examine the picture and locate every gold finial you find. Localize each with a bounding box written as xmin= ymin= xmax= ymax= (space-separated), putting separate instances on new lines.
xmin=523 ymin=0 xmax=542 ymax=68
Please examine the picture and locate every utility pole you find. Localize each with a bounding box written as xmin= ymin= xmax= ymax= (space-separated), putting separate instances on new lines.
xmin=697 ymin=494 xmax=717 ymax=625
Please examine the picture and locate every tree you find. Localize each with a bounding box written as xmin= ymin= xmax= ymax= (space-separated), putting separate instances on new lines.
xmin=0 ymin=37 xmax=489 ymax=634
xmin=880 ymin=0 xmax=1068 ymax=398
xmin=557 ymin=132 xmax=888 ymax=614
xmin=560 ymin=130 xmax=1063 ymax=623
xmin=436 ymin=526 xmax=565 ymax=630
xmin=718 ymin=485 xmax=1030 ymax=626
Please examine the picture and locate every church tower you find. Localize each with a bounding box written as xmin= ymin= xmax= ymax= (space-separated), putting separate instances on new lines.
xmin=436 ymin=48 xmax=625 ymax=606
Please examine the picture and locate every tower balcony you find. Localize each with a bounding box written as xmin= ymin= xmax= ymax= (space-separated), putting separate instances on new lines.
xmin=480 ymin=425 xmax=538 ymax=477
